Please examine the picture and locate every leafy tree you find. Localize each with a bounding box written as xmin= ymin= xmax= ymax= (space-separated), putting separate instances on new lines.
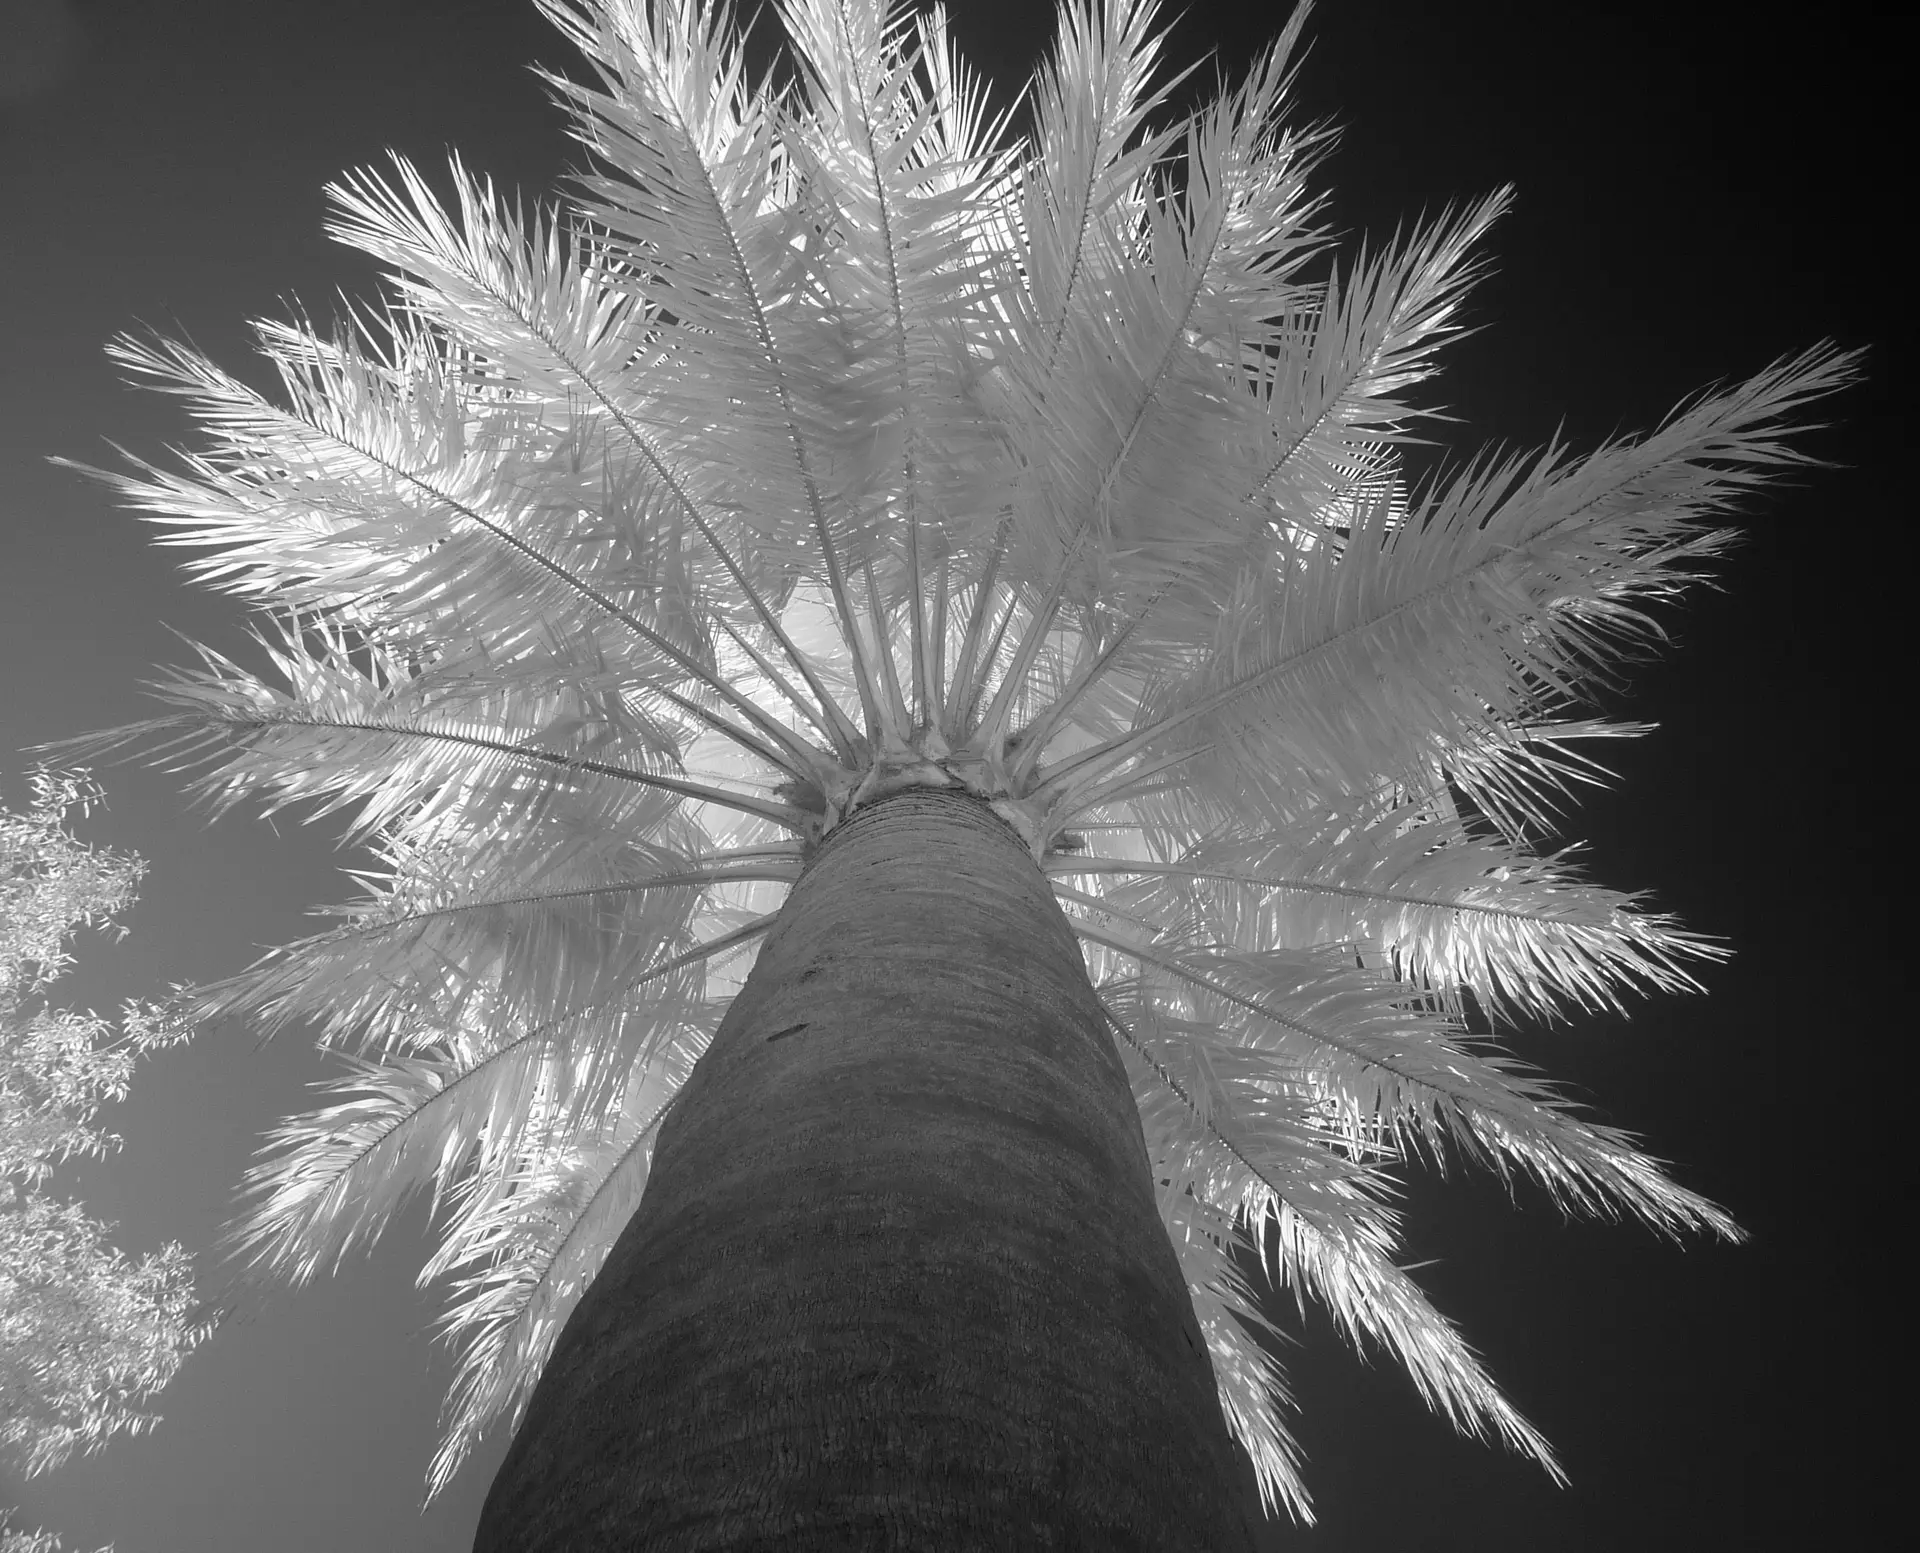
xmin=58 ymin=0 xmax=1856 ymax=1543
xmin=1 ymin=769 xmax=203 ymax=1552
xmin=0 ymin=1513 xmax=105 ymax=1553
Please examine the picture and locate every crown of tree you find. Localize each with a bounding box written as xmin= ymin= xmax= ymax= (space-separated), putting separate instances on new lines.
xmin=56 ymin=0 xmax=1856 ymax=1518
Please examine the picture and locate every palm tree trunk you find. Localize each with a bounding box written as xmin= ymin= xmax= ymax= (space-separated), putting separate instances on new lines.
xmin=475 ymin=788 xmax=1262 ymax=1551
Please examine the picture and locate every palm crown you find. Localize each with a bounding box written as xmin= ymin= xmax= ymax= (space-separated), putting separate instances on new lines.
xmin=60 ymin=0 xmax=1855 ymax=1518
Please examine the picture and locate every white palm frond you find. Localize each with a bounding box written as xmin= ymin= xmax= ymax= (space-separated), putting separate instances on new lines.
xmin=419 ymin=1026 xmax=706 ymax=1503
xmin=52 ymin=0 xmax=1859 ymax=1518
xmin=1061 ymin=782 xmax=1724 ymax=1024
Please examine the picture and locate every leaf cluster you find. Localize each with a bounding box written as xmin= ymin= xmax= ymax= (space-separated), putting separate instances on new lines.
xmin=1 ymin=772 xmax=206 ymax=1506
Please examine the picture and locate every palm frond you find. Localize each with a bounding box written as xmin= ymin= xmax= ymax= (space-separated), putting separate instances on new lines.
xmin=184 ymin=848 xmax=796 ymax=1055
xmin=221 ymin=913 xmax=765 ymax=1290
xmin=1037 ymin=341 xmax=1858 ymax=823
xmin=420 ymin=1029 xmax=704 ymax=1500
xmin=323 ymin=150 xmax=857 ymax=761
xmin=45 ymin=620 xmax=807 ymax=844
xmin=534 ymin=0 xmax=893 ymax=742
xmin=1072 ymin=909 xmax=1740 ymax=1241
xmin=1062 ymin=791 xmax=1724 ymax=1024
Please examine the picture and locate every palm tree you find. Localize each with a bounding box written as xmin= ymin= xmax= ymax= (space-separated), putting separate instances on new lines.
xmin=56 ymin=0 xmax=1857 ymax=1544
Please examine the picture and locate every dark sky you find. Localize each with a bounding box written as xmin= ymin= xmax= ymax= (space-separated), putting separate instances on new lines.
xmin=0 ymin=1 xmax=1891 ymax=1549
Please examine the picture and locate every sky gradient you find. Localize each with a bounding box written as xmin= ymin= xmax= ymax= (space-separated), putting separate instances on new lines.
xmin=0 ymin=1 xmax=1890 ymax=1548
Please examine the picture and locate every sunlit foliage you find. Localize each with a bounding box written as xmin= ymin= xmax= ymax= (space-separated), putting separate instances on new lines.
xmin=1 ymin=770 xmax=204 ymax=1497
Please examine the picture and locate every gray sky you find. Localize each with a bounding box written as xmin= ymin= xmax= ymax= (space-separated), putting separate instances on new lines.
xmin=1 ymin=1 xmax=1890 ymax=1548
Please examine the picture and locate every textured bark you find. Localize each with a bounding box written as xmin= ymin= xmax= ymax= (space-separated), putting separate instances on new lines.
xmin=475 ymin=788 xmax=1261 ymax=1551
